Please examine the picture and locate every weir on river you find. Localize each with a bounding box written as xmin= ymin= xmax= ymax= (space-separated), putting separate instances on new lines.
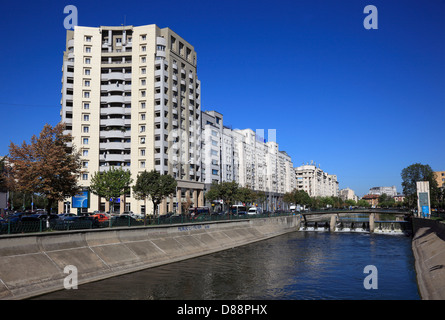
xmin=298 ymin=210 xmax=412 ymax=235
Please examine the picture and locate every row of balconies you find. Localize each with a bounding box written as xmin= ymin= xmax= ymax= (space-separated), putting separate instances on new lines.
xmin=100 ymin=107 xmax=131 ymax=116
xmin=99 ymin=153 xmax=131 ymax=162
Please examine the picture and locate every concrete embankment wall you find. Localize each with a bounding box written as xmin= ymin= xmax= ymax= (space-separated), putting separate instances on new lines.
xmin=412 ymin=218 xmax=445 ymax=300
xmin=0 ymin=215 xmax=300 ymax=300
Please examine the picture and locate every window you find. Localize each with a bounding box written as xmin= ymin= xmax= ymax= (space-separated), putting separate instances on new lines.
xmin=212 ymin=169 xmax=219 ymax=175
xmin=85 ymin=46 xmax=91 ymax=53
xmin=85 ymin=58 xmax=91 ymax=64
xmin=141 ymin=91 xmax=146 ymax=97
xmin=83 ymin=114 xmax=89 ymax=121
xmin=84 ymin=91 xmax=90 ymax=98
xmin=141 ymin=35 xmax=146 ymax=41
xmin=141 ymin=68 xmax=146 ymax=74
xmin=141 ymin=57 xmax=146 ymax=63
xmin=141 ymin=79 xmax=146 ymax=86
xmin=84 ymin=80 xmax=90 ymax=87
xmin=141 ymin=45 xmax=146 ymax=52
xmin=83 ymin=103 xmax=90 ymax=109
xmin=82 ymin=161 xmax=88 ymax=168
xmin=85 ymin=36 xmax=91 ymax=42
xmin=140 ymin=149 xmax=145 ymax=156
xmin=116 ymin=38 xmax=122 ymax=43
xmin=140 ymin=113 xmax=146 ymax=120
xmin=82 ymin=150 xmax=89 ymax=156
xmin=140 ymin=137 xmax=145 ymax=144
xmin=83 ymin=126 xmax=89 ymax=133
xmin=211 ymin=149 xmax=218 ymax=156
xmin=140 ymin=125 xmax=145 ymax=133
xmin=140 ymin=161 xmax=145 ymax=168
xmin=140 ymin=102 xmax=146 ymax=109
xmin=83 ymin=138 xmax=89 ymax=145
xmin=211 ymin=139 xmax=218 ymax=146
xmin=84 ymin=69 xmax=91 ymax=75
xmin=82 ymin=173 xmax=88 ymax=180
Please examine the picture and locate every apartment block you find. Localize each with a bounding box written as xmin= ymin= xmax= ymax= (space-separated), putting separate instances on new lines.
xmin=294 ymin=162 xmax=339 ymax=197
xmin=339 ymin=188 xmax=359 ymax=202
xmin=200 ymin=112 xmax=296 ymax=210
xmin=434 ymin=171 xmax=445 ymax=189
xmin=368 ymin=186 xmax=397 ymax=197
xmin=60 ymin=24 xmax=204 ymax=215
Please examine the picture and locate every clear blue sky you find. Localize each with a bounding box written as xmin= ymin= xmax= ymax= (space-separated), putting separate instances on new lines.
xmin=0 ymin=0 xmax=444 ymax=196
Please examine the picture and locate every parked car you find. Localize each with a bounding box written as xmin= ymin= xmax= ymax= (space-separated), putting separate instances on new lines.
xmin=92 ymin=213 xmax=109 ymax=223
xmin=110 ymin=214 xmax=142 ymax=227
xmin=247 ymin=207 xmax=262 ymax=215
xmin=230 ymin=205 xmax=247 ymax=216
xmin=188 ymin=207 xmax=211 ymax=221
xmin=53 ymin=215 xmax=100 ymax=230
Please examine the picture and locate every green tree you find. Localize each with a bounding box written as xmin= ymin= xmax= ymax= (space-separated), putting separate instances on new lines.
xmin=252 ymin=190 xmax=267 ymax=208
xmin=237 ymin=187 xmax=255 ymax=205
xmin=132 ymin=170 xmax=176 ymax=217
xmin=205 ymin=181 xmax=240 ymax=212
xmin=357 ymin=199 xmax=371 ymax=208
xmin=283 ymin=189 xmax=312 ymax=208
xmin=401 ymin=163 xmax=439 ymax=209
xmin=7 ymin=123 xmax=82 ymax=214
xmin=345 ymin=199 xmax=357 ymax=207
xmin=89 ymin=167 xmax=133 ymax=213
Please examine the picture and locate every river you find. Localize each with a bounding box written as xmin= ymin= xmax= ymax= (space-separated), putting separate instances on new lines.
xmin=34 ymin=231 xmax=419 ymax=300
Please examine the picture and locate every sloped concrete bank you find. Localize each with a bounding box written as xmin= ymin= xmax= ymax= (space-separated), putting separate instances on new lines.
xmin=0 ymin=215 xmax=299 ymax=300
xmin=412 ymin=218 xmax=445 ymax=300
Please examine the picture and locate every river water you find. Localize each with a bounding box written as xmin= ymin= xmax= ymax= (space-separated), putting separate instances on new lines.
xmin=35 ymin=231 xmax=420 ymax=300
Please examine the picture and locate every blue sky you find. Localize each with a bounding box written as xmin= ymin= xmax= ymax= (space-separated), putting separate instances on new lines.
xmin=0 ymin=0 xmax=444 ymax=196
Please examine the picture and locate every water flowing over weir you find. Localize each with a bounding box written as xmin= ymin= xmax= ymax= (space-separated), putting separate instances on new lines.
xmin=298 ymin=212 xmax=412 ymax=235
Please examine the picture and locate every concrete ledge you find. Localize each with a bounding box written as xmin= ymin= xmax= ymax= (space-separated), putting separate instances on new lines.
xmin=412 ymin=218 xmax=445 ymax=300
xmin=0 ymin=215 xmax=299 ymax=300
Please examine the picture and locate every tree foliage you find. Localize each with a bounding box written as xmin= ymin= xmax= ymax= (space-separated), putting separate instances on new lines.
xmin=89 ymin=167 xmax=133 ymax=213
xmin=205 ymin=181 xmax=241 ymax=210
xmin=401 ymin=163 xmax=439 ymax=208
xmin=132 ymin=170 xmax=176 ymax=216
xmin=283 ymin=189 xmax=311 ymax=207
xmin=6 ymin=123 xmax=81 ymax=213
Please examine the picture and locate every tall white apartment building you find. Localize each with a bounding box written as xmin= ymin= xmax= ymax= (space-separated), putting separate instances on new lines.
xmin=60 ymin=24 xmax=204 ymax=214
xmin=200 ymin=114 xmax=296 ymax=210
xmin=294 ymin=162 xmax=339 ymax=198
xmin=201 ymin=110 xmax=223 ymax=188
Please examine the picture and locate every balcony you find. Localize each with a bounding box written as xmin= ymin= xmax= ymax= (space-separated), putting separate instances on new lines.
xmin=100 ymin=130 xmax=128 ymax=139
xmin=101 ymin=95 xmax=131 ymax=104
xmin=100 ymin=107 xmax=128 ymax=116
xmin=101 ymin=72 xmax=132 ymax=81
xmin=101 ymin=83 xmax=131 ymax=92
xmin=100 ymin=141 xmax=130 ymax=150
xmin=99 ymin=165 xmax=131 ymax=172
xmin=101 ymin=118 xmax=130 ymax=127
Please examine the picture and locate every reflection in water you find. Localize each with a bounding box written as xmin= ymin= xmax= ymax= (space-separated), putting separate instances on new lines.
xmin=34 ymin=232 xmax=419 ymax=300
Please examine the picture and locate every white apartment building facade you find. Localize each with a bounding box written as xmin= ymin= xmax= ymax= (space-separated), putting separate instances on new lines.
xmin=200 ymin=113 xmax=296 ymax=210
xmin=339 ymin=188 xmax=359 ymax=202
xmin=368 ymin=186 xmax=397 ymax=197
xmin=294 ymin=162 xmax=339 ymax=198
xmin=59 ymin=24 xmax=204 ymax=214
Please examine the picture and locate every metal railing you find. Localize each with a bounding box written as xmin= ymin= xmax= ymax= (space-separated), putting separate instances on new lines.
xmin=0 ymin=211 xmax=296 ymax=236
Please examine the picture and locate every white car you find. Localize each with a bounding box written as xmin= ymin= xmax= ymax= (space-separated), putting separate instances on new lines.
xmin=248 ymin=207 xmax=262 ymax=215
